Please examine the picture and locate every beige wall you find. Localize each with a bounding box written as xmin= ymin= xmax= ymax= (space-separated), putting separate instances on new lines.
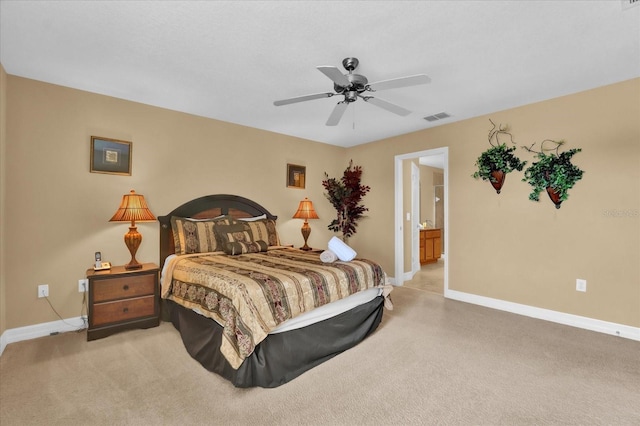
xmin=2 ymin=73 xmax=638 ymax=333
xmin=3 ymin=75 xmax=347 ymax=329
xmin=347 ymin=78 xmax=639 ymax=328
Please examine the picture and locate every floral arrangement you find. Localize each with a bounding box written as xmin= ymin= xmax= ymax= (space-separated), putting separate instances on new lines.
xmin=322 ymin=160 xmax=370 ymax=241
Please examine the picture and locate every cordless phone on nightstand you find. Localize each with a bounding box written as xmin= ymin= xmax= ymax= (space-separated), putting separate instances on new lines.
xmin=93 ymin=251 xmax=111 ymax=271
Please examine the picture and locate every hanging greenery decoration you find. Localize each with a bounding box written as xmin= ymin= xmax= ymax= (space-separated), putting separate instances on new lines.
xmin=472 ymin=119 xmax=527 ymax=194
xmin=522 ymin=140 xmax=584 ymax=209
xmin=322 ymin=160 xmax=370 ymax=241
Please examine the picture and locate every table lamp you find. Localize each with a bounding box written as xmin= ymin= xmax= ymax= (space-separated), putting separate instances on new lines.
xmin=292 ymin=197 xmax=319 ymax=251
xmin=109 ymin=190 xmax=156 ymax=270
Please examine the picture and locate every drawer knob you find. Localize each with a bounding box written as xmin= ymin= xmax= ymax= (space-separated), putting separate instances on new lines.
xmin=123 ymin=284 xmax=129 ymax=291
xmin=123 ymin=307 xmax=129 ymax=313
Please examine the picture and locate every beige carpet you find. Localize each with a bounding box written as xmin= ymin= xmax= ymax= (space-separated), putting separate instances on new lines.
xmin=1 ymin=286 xmax=639 ymax=425
xmin=403 ymin=259 xmax=445 ymax=294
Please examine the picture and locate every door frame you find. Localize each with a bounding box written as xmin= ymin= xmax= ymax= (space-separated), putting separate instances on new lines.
xmin=411 ymin=161 xmax=421 ymax=274
xmin=394 ymin=147 xmax=449 ymax=290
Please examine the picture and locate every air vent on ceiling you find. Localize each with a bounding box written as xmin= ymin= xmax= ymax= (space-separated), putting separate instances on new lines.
xmin=622 ymin=0 xmax=639 ymax=10
xmin=423 ymin=112 xmax=451 ymax=122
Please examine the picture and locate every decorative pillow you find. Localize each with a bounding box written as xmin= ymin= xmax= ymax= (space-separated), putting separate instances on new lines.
xmin=171 ymin=215 xmax=232 ymax=254
xmin=241 ymin=218 xmax=281 ymax=246
xmin=215 ymin=222 xmax=269 ymax=255
xmin=224 ymin=240 xmax=269 ymax=256
xmin=215 ymin=222 xmax=253 ymax=244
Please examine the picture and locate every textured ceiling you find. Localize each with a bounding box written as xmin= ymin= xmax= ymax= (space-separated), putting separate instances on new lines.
xmin=1 ymin=1 xmax=638 ymax=148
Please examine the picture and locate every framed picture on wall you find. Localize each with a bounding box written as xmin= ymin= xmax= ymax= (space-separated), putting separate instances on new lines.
xmin=90 ymin=136 xmax=132 ymax=176
xmin=287 ymin=164 xmax=306 ymax=189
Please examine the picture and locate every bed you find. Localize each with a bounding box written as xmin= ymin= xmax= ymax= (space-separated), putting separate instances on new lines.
xmin=158 ymin=194 xmax=392 ymax=388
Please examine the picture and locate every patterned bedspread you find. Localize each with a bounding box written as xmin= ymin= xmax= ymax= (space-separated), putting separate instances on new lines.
xmin=161 ymin=247 xmax=387 ymax=369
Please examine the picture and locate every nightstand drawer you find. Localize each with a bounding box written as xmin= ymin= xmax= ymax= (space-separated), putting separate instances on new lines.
xmin=92 ymin=295 xmax=156 ymax=326
xmin=92 ymin=274 xmax=155 ymax=302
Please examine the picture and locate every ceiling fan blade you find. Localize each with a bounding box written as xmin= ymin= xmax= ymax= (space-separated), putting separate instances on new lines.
xmin=326 ymin=101 xmax=349 ymax=126
xmin=367 ymin=74 xmax=431 ymax=92
xmin=274 ymin=92 xmax=334 ymax=106
xmin=317 ymin=66 xmax=350 ymax=88
xmin=361 ymin=96 xmax=411 ymax=116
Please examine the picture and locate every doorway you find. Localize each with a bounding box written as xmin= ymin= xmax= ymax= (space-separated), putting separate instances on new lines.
xmin=394 ymin=147 xmax=448 ymax=295
xmin=434 ymin=184 xmax=445 ymax=254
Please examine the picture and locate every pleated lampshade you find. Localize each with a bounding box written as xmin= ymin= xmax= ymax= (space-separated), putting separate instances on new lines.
xmin=110 ymin=190 xmax=156 ymax=270
xmin=292 ymin=198 xmax=319 ymax=220
xmin=109 ymin=190 xmax=157 ymax=223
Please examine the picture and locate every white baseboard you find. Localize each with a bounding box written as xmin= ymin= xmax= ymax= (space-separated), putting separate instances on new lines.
xmin=388 ymin=272 xmax=419 ymax=285
xmin=0 ymin=316 xmax=87 ymax=356
xmin=445 ymin=289 xmax=640 ymax=342
xmin=3 ymin=289 xmax=637 ymax=356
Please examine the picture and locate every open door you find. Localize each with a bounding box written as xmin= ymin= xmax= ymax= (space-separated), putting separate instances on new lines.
xmin=435 ymin=184 xmax=445 ymax=254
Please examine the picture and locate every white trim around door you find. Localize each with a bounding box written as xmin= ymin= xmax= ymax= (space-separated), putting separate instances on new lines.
xmin=394 ymin=147 xmax=448 ymax=290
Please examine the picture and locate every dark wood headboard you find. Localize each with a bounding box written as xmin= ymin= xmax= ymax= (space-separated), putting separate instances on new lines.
xmin=158 ymin=194 xmax=278 ymax=268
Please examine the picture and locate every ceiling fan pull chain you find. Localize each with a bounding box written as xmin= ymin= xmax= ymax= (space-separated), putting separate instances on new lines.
xmin=353 ymin=104 xmax=357 ymax=130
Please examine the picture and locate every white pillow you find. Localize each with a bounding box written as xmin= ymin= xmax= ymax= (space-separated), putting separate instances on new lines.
xmin=238 ymin=214 xmax=267 ymax=222
xmin=328 ymin=236 xmax=357 ymax=262
xmin=320 ymin=250 xmax=338 ymax=263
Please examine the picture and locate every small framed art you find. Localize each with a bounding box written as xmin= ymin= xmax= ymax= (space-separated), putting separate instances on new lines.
xmin=287 ymin=164 xmax=306 ymax=189
xmin=90 ymin=136 xmax=132 ymax=176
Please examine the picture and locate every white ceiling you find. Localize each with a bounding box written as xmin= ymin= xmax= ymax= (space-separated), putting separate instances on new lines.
xmin=1 ymin=1 xmax=638 ymax=148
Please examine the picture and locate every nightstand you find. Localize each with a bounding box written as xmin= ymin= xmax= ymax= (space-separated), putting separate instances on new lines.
xmin=86 ymin=263 xmax=160 ymax=341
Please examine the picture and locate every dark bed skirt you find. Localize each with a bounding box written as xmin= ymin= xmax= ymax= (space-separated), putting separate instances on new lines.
xmin=167 ymin=296 xmax=385 ymax=388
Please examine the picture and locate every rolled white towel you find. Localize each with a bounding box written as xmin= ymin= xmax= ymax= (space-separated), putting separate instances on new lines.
xmin=320 ymin=250 xmax=338 ymax=263
xmin=328 ymin=236 xmax=357 ymax=262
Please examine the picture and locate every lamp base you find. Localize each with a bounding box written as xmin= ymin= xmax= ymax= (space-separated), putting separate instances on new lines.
xmin=125 ymin=260 xmax=143 ymax=270
xmin=300 ymin=221 xmax=312 ymax=251
xmin=124 ymin=225 xmax=143 ymax=270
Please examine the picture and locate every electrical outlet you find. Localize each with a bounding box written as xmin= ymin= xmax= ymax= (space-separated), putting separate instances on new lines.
xmin=78 ymin=279 xmax=88 ymax=293
xmin=576 ymin=279 xmax=587 ymax=292
xmin=38 ymin=284 xmax=49 ymax=298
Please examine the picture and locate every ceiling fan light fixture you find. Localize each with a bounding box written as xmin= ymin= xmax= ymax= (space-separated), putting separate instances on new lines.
xmin=345 ymin=91 xmax=358 ymax=102
xmin=274 ymin=57 xmax=431 ymax=126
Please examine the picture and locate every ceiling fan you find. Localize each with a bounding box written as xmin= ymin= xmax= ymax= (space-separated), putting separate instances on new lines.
xmin=273 ymin=57 xmax=431 ymax=126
